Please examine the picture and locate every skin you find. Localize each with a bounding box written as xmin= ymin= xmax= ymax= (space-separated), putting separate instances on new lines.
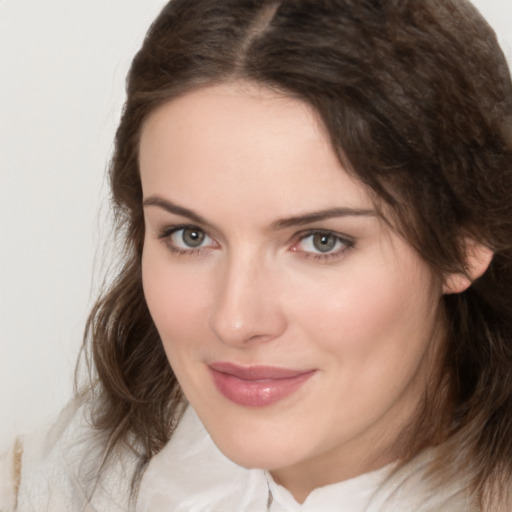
xmin=139 ymin=81 xmax=448 ymax=503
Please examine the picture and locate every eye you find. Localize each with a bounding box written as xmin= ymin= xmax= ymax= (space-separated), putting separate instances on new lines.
xmin=304 ymin=232 xmax=340 ymax=253
xmin=173 ymin=227 xmax=208 ymax=248
xmin=158 ymin=225 xmax=217 ymax=254
xmin=291 ymin=230 xmax=354 ymax=261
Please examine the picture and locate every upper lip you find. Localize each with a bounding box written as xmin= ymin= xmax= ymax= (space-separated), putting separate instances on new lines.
xmin=208 ymin=362 xmax=314 ymax=381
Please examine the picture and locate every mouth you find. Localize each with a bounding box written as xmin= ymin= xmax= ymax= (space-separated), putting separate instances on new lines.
xmin=208 ymin=362 xmax=316 ymax=407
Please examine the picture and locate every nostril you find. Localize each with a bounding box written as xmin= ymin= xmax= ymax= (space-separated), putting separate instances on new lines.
xmin=208 ymin=298 xmax=287 ymax=347
xmin=207 ymin=257 xmax=287 ymax=346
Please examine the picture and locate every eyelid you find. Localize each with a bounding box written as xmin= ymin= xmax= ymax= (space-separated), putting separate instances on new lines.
xmin=292 ymin=228 xmax=355 ymax=246
xmin=157 ymin=224 xmax=219 ymax=254
xmin=290 ymin=229 xmax=355 ymax=261
xmin=155 ymin=223 xmax=354 ymax=261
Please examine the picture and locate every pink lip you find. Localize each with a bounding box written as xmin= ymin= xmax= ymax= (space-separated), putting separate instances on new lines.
xmin=208 ymin=362 xmax=315 ymax=407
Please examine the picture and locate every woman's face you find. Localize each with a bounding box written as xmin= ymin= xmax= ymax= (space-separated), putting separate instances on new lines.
xmin=140 ymin=81 xmax=444 ymax=495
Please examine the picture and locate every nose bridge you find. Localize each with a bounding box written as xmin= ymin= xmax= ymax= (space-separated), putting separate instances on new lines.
xmin=208 ymin=246 xmax=285 ymax=346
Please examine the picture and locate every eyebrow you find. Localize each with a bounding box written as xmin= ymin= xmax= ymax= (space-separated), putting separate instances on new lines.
xmin=143 ymin=196 xmax=210 ymax=226
xmin=271 ymin=207 xmax=376 ymax=230
xmin=143 ymin=195 xmax=376 ymax=230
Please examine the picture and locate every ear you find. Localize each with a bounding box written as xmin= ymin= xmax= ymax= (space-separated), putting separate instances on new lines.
xmin=443 ymin=239 xmax=494 ymax=294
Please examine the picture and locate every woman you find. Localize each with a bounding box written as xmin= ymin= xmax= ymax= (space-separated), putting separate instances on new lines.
xmin=2 ymin=0 xmax=512 ymax=510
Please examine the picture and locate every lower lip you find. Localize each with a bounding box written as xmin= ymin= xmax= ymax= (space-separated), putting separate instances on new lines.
xmin=209 ymin=368 xmax=315 ymax=407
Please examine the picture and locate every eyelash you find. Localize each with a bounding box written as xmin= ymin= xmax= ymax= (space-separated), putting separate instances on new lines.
xmin=291 ymin=229 xmax=355 ymax=263
xmin=156 ymin=225 xmax=355 ymax=262
xmin=157 ymin=224 xmax=217 ymax=257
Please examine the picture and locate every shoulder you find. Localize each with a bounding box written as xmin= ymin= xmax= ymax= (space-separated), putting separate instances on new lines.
xmin=1 ymin=399 xmax=138 ymax=512
xmin=137 ymin=406 xmax=270 ymax=511
xmin=367 ymin=449 xmax=480 ymax=512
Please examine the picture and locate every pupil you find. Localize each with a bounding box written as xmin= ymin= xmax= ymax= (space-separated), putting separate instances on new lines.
xmin=183 ymin=228 xmax=204 ymax=247
xmin=313 ymin=233 xmax=336 ymax=253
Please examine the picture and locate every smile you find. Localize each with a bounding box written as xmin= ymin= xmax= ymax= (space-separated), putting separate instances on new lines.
xmin=208 ymin=362 xmax=316 ymax=407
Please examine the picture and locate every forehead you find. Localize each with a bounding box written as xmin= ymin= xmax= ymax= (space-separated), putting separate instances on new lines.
xmin=139 ymin=81 xmax=374 ymax=219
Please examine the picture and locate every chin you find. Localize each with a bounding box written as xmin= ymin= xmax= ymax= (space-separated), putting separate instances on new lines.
xmin=217 ymin=439 xmax=299 ymax=471
xmin=202 ymin=413 xmax=307 ymax=471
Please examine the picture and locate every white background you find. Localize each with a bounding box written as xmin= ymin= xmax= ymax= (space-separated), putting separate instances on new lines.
xmin=1 ymin=0 xmax=511 ymax=449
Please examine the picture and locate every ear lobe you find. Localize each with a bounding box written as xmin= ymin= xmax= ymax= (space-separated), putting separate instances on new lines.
xmin=443 ymin=240 xmax=494 ymax=295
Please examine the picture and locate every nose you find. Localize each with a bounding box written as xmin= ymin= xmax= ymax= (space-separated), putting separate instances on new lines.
xmin=208 ymin=251 xmax=287 ymax=347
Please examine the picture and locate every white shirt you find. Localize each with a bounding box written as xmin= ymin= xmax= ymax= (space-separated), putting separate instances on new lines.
xmin=137 ymin=406 xmax=393 ymax=512
xmin=1 ymin=401 xmax=477 ymax=511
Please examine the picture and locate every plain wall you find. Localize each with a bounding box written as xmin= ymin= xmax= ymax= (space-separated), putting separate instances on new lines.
xmin=0 ymin=0 xmax=166 ymax=447
xmin=1 ymin=0 xmax=512 ymax=448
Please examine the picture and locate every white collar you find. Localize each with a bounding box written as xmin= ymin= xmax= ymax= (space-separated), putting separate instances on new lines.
xmin=265 ymin=464 xmax=391 ymax=512
xmin=136 ymin=406 xmax=391 ymax=512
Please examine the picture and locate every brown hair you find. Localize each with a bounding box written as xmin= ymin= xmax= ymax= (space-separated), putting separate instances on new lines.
xmin=79 ymin=0 xmax=512 ymax=507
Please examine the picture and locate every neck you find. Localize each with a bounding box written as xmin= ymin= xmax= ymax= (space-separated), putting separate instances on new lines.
xmin=270 ymin=424 xmax=402 ymax=503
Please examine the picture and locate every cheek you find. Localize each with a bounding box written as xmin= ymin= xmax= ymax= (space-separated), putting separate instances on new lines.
xmin=141 ymin=247 xmax=211 ymax=353
xmin=280 ymin=261 xmax=441 ymax=444
xmin=289 ymin=254 xmax=440 ymax=378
